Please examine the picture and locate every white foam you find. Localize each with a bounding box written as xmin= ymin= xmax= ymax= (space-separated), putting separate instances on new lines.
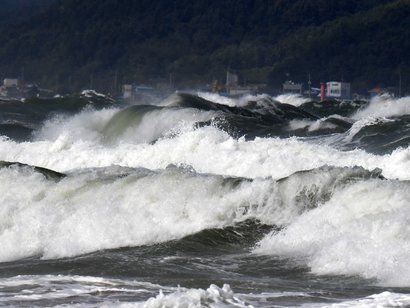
xmin=288 ymin=119 xmax=338 ymax=132
xmin=2 ymin=274 xmax=409 ymax=307
xmin=0 ymin=125 xmax=408 ymax=180
xmin=274 ymin=94 xmax=310 ymax=107
xmin=0 ymin=275 xmax=171 ymax=304
xmin=197 ymin=92 xmax=237 ymax=107
xmin=134 ymin=284 xmax=250 ymax=308
xmin=343 ymin=117 xmax=395 ymax=143
xmin=255 ymin=179 xmax=410 ymax=286
xmin=197 ymin=91 xmax=271 ymax=108
xmin=0 ymin=165 xmax=282 ymax=261
xmin=34 ymin=107 xmax=117 ymax=143
xmin=109 ymin=107 xmax=216 ymax=144
xmin=316 ymin=292 xmax=410 ymax=308
xmin=34 ymin=107 xmax=216 ymax=145
xmin=0 ymin=274 xmax=250 ymax=307
xmin=0 ymin=163 xmax=380 ymax=262
xmin=352 ymin=95 xmax=410 ymax=119
xmin=81 ymin=89 xmax=112 ymax=99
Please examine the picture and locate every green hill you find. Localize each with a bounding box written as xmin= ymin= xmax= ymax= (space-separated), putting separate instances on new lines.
xmin=0 ymin=0 xmax=408 ymax=93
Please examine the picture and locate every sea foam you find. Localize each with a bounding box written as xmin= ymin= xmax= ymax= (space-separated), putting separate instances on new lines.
xmin=352 ymin=95 xmax=410 ymax=119
xmin=0 ymin=124 xmax=408 ymax=180
xmin=0 ymin=165 xmax=278 ymax=261
xmin=255 ymin=179 xmax=410 ymax=286
xmin=0 ymin=162 xmax=383 ymax=262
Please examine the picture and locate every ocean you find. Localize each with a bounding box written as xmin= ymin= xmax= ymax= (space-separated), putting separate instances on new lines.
xmin=0 ymin=91 xmax=409 ymax=307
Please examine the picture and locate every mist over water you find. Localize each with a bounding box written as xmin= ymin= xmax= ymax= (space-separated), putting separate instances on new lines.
xmin=0 ymin=92 xmax=409 ymax=306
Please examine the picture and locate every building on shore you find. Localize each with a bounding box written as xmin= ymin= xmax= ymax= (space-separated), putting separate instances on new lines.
xmin=122 ymin=84 xmax=133 ymax=100
xmin=368 ymin=86 xmax=402 ymax=98
xmin=283 ymin=81 xmax=303 ymax=94
xmin=122 ymin=83 xmax=156 ymax=102
xmin=226 ymin=71 xmax=252 ymax=96
xmin=3 ymin=78 xmax=19 ymax=88
xmin=226 ymin=71 xmax=239 ymax=91
xmin=224 ymin=71 xmax=264 ymax=96
xmin=0 ymin=79 xmax=20 ymax=98
xmin=326 ymin=81 xmax=351 ymax=100
xmin=0 ymin=78 xmax=54 ymax=99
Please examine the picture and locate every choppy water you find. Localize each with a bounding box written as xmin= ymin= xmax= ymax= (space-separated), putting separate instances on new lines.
xmin=0 ymin=91 xmax=409 ymax=307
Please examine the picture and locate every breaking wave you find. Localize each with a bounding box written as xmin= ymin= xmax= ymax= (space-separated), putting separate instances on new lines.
xmin=322 ymin=292 xmax=410 ymax=307
xmin=0 ymin=275 xmax=250 ymax=307
xmin=0 ymin=92 xmax=409 ymax=292
xmin=255 ymin=178 xmax=410 ymax=286
xmin=0 ymin=91 xmax=115 ymax=141
xmin=35 ymin=104 xmax=216 ymax=145
xmin=300 ymin=100 xmax=368 ymax=118
xmin=274 ymin=93 xmax=310 ymax=107
xmin=136 ymin=284 xmax=249 ymax=308
xmin=2 ymin=92 xmax=409 ymax=154
xmin=1 ymin=123 xmax=409 ymax=180
xmin=352 ymin=95 xmax=410 ymax=119
xmin=0 ymin=162 xmax=382 ymax=262
xmin=2 ymin=274 xmax=409 ymax=307
xmin=336 ymin=115 xmax=410 ymax=154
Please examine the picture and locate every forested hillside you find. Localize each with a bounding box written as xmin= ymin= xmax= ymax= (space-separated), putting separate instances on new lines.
xmin=0 ymin=0 xmax=408 ymax=93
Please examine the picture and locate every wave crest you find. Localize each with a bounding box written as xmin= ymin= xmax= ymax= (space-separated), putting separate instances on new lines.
xmin=255 ymin=179 xmax=410 ymax=286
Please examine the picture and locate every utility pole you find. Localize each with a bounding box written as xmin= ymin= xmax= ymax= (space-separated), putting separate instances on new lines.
xmin=308 ymin=73 xmax=312 ymax=99
xmin=399 ymin=67 xmax=402 ymax=97
xmin=21 ymin=66 xmax=25 ymax=83
xmin=169 ymin=73 xmax=173 ymax=90
xmin=114 ymin=70 xmax=118 ymax=95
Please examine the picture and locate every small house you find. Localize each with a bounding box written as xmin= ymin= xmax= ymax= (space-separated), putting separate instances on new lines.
xmin=326 ymin=82 xmax=351 ymax=100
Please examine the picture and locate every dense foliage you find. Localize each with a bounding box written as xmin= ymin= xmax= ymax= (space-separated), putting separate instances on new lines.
xmin=0 ymin=0 xmax=408 ymax=93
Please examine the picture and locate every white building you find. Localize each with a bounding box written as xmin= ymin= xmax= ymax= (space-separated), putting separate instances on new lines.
xmin=283 ymin=81 xmax=303 ymax=94
xmin=326 ymin=82 xmax=351 ymax=99
xmin=229 ymin=86 xmax=253 ymax=96
xmin=226 ymin=71 xmax=239 ymax=89
xmin=3 ymin=78 xmax=19 ymax=88
xmin=122 ymin=84 xmax=133 ymax=99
